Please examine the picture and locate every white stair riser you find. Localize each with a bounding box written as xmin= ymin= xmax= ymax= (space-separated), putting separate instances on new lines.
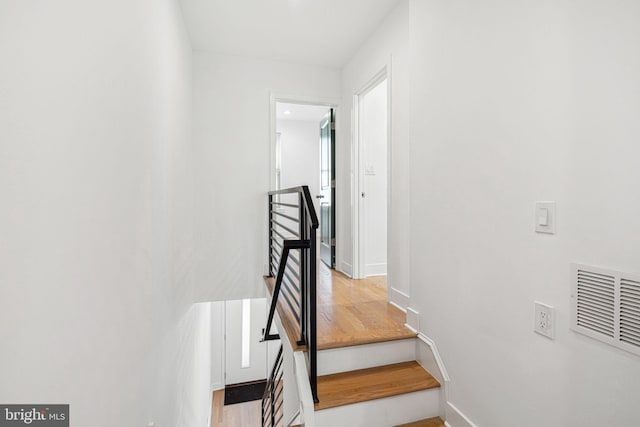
xmin=317 ymin=339 xmax=416 ymax=375
xmin=315 ymin=388 xmax=440 ymax=427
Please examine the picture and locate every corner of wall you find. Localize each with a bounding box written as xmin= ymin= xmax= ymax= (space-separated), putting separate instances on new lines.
xmin=338 ymin=261 xmax=353 ymax=278
xmin=389 ymin=287 xmax=409 ymax=311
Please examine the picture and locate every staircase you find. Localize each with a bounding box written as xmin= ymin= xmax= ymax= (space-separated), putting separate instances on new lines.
xmin=263 ymin=186 xmax=445 ymax=427
xmin=312 ymin=337 xmax=442 ymax=426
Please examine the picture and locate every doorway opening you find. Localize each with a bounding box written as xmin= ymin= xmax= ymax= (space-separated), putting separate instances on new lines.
xmin=272 ymin=99 xmax=337 ymax=269
xmin=208 ymin=298 xmax=280 ymax=426
xmin=353 ymin=72 xmax=389 ymax=279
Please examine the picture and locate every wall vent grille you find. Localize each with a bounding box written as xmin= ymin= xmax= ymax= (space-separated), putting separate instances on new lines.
xmin=620 ymin=278 xmax=640 ymax=347
xmin=571 ymin=264 xmax=640 ymax=357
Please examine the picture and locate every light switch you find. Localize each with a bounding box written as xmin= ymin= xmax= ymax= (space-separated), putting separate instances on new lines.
xmin=537 ymin=208 xmax=549 ymax=226
xmin=535 ymin=202 xmax=556 ymax=234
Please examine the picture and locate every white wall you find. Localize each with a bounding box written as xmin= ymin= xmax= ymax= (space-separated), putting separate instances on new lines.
xmin=408 ymin=0 xmax=640 ymax=426
xmin=361 ymin=79 xmax=388 ymax=277
xmin=277 ymin=119 xmax=323 ymax=214
xmin=193 ymin=52 xmax=341 ymax=302
xmin=210 ymin=301 xmax=226 ymax=391
xmin=0 ymin=1 xmax=211 ymax=425
xmin=339 ymin=0 xmax=410 ymax=301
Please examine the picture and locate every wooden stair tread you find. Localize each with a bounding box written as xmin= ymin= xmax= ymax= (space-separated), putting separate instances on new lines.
xmin=314 ymin=361 xmax=440 ymax=411
xmin=264 ymin=271 xmax=417 ymax=353
xmin=317 ymin=265 xmax=417 ymax=350
xmin=395 ymin=417 xmax=445 ymax=427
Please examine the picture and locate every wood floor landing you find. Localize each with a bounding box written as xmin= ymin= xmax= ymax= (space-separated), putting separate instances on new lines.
xmin=210 ymin=390 xmax=261 ymax=427
xmin=314 ymin=361 xmax=440 ymax=411
xmin=395 ymin=417 xmax=445 ymax=427
xmin=317 ymin=263 xmax=416 ymax=349
xmin=264 ymin=262 xmax=416 ymax=351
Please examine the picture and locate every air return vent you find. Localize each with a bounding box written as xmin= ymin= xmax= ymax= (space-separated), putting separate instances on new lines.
xmin=571 ymin=264 xmax=640 ymax=357
xmin=620 ymin=278 xmax=640 ymax=348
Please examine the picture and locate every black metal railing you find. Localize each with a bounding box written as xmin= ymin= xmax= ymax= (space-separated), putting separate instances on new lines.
xmin=263 ymin=186 xmax=319 ymax=403
xmin=261 ymin=345 xmax=284 ymax=427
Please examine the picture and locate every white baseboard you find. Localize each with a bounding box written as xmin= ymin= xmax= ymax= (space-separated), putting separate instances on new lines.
xmin=389 ymin=300 xmax=406 ymax=313
xmin=415 ymin=333 xmax=450 ymax=386
xmin=389 ymin=287 xmax=409 ymax=312
xmin=211 ymin=382 xmax=224 ymax=392
xmin=414 ymin=331 xmax=449 ymax=421
xmin=294 ymin=351 xmax=316 ymax=427
xmin=339 ymin=261 xmax=353 ymax=278
xmin=365 ymin=262 xmax=387 ymax=277
xmin=406 ymin=307 xmax=420 ymax=332
xmin=445 ymin=401 xmax=477 ymax=427
xmin=411 ymin=328 xmax=477 ymax=427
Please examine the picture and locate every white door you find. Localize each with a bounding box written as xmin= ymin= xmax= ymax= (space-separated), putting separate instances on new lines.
xmin=358 ymin=78 xmax=388 ymax=278
xmin=225 ymin=298 xmax=268 ymax=385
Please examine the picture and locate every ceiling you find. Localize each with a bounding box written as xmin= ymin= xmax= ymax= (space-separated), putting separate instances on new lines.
xmin=276 ymin=102 xmax=330 ymax=122
xmin=178 ymin=0 xmax=402 ymax=68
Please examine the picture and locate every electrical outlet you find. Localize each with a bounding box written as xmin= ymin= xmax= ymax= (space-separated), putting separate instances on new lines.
xmin=534 ymin=301 xmax=555 ymax=339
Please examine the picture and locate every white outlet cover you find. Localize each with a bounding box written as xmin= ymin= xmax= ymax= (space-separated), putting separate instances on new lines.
xmin=534 ymin=301 xmax=555 ymax=339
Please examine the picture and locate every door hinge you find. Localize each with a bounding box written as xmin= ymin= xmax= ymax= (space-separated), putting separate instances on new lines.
xmin=331 ymin=121 xmax=335 ymax=130
xmin=331 ymin=238 xmax=336 ymax=246
xmin=331 ymin=179 xmax=336 ymax=188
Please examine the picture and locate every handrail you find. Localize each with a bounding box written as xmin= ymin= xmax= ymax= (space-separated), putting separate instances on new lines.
xmin=263 ymin=240 xmax=309 ymax=342
xmin=268 ymin=186 xmax=318 ymax=229
xmin=264 ymin=185 xmax=319 ymax=403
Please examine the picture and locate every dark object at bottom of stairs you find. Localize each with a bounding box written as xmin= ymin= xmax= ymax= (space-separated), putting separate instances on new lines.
xmin=224 ymin=380 xmax=267 ymax=405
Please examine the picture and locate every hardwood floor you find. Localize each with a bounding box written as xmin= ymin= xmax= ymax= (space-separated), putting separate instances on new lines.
xmin=395 ymin=417 xmax=445 ymax=427
xmin=316 ymin=262 xmax=415 ymax=349
xmin=265 ymin=262 xmax=415 ymax=351
xmin=315 ymin=361 xmax=440 ymax=411
xmin=210 ymin=390 xmax=261 ymax=427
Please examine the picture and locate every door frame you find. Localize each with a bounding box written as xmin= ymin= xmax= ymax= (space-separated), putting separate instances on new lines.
xmin=268 ymin=93 xmax=341 ymax=269
xmin=352 ymin=66 xmax=391 ymax=279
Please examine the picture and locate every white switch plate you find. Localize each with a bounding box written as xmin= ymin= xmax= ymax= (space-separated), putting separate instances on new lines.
xmin=535 ymin=201 xmax=556 ymax=234
xmin=534 ymin=301 xmax=555 ymax=339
